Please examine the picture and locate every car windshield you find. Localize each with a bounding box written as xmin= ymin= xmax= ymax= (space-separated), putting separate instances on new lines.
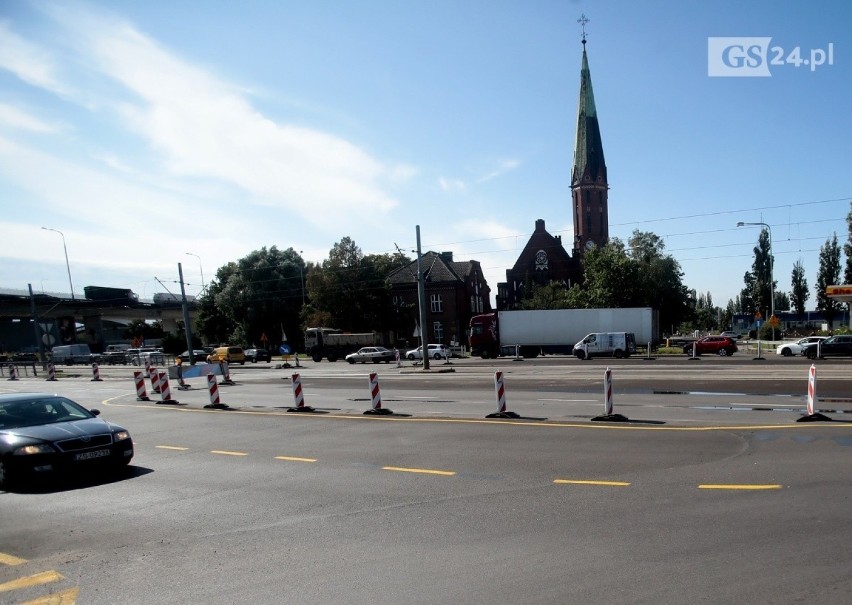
xmin=0 ymin=396 xmax=94 ymax=429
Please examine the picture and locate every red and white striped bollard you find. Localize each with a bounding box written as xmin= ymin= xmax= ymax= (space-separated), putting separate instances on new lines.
xmin=133 ymin=371 xmax=149 ymax=401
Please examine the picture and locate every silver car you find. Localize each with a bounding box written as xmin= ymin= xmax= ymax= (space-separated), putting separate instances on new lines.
xmin=775 ymin=336 xmax=827 ymax=357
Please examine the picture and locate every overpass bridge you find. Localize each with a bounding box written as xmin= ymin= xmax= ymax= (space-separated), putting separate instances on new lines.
xmin=0 ymin=288 xmax=195 ymax=355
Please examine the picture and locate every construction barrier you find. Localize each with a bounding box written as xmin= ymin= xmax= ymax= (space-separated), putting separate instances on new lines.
xmin=287 ymin=373 xmax=315 ymax=413
xmin=7 ymin=364 xmax=18 ymax=381
xmin=203 ymin=374 xmax=230 ymax=409
xmin=219 ymin=361 xmax=235 ymax=385
xmin=364 ymin=372 xmax=392 ymax=415
xmin=157 ymin=371 xmax=179 ymax=405
xmin=133 ymin=371 xmax=150 ymax=401
xmin=46 ymin=363 xmax=57 ymax=381
xmin=591 ymin=367 xmax=628 ymax=422
xmin=91 ymin=363 xmax=103 ymax=382
xmin=147 ymin=363 xmax=161 ymax=393
xmin=486 ymin=370 xmax=519 ymax=418
xmin=798 ymin=363 xmax=831 ymax=422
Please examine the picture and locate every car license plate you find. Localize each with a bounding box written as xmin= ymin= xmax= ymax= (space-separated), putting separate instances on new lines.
xmin=75 ymin=449 xmax=111 ymax=461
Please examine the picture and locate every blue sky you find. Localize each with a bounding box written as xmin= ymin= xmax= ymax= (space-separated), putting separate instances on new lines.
xmin=1 ymin=0 xmax=850 ymax=309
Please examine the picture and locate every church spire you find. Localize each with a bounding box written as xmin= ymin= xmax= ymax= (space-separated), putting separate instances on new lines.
xmin=571 ymin=15 xmax=609 ymax=254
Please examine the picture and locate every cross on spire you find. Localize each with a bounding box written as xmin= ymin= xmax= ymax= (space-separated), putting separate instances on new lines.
xmin=578 ymin=13 xmax=589 ymax=46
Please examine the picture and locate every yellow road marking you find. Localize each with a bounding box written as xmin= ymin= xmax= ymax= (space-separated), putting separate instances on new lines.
xmin=155 ymin=445 xmax=189 ymax=451
xmin=210 ymin=450 xmax=248 ymax=456
xmin=0 ymin=552 xmax=27 ymax=566
xmin=698 ymin=484 xmax=783 ymax=490
xmin=20 ymin=586 xmax=80 ymax=605
xmin=101 ymin=396 xmax=852 ymax=432
xmin=554 ymin=479 xmax=631 ymax=487
xmin=0 ymin=570 xmax=64 ymax=593
xmin=382 ymin=466 xmax=456 ymax=476
xmin=274 ymin=456 xmax=317 ymax=463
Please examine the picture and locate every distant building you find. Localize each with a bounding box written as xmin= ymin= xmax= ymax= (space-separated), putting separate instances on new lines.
xmin=387 ymin=252 xmax=491 ymax=347
xmin=498 ymin=34 xmax=609 ymax=309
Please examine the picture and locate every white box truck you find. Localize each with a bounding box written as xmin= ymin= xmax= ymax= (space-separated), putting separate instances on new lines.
xmin=572 ymin=332 xmax=636 ymax=359
xmin=469 ymin=308 xmax=658 ymax=358
xmin=50 ymin=344 xmax=93 ymax=365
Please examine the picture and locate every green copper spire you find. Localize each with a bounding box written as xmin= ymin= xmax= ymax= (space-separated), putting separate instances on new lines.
xmin=572 ymin=43 xmax=606 ymax=185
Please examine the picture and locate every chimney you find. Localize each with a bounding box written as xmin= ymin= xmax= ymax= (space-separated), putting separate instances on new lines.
xmin=440 ymin=251 xmax=453 ymax=262
xmin=535 ymin=219 xmax=545 ymax=232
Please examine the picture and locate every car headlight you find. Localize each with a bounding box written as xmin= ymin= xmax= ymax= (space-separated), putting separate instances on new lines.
xmin=13 ymin=443 xmax=55 ymax=455
xmin=113 ymin=430 xmax=131 ymax=442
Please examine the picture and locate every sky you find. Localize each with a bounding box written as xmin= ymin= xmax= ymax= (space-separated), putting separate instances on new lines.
xmin=1 ymin=0 xmax=851 ymax=309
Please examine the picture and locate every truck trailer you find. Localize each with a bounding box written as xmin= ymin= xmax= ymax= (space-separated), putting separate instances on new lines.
xmin=305 ymin=327 xmax=394 ymax=362
xmin=468 ymin=308 xmax=658 ymax=358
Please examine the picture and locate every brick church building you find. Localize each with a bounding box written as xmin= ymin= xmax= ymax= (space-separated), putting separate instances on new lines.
xmin=497 ymin=33 xmax=609 ymax=310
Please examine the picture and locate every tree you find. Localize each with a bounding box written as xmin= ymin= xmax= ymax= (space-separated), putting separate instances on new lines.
xmin=845 ymin=201 xmax=852 ymax=285
xmin=815 ymin=234 xmax=841 ymax=330
xmin=743 ymin=229 xmax=774 ymax=319
xmin=627 ymin=230 xmax=690 ymax=334
xmin=306 ymin=237 xmax=411 ymax=333
xmin=195 ymin=247 xmax=306 ymax=349
xmin=790 ymin=260 xmax=809 ymax=320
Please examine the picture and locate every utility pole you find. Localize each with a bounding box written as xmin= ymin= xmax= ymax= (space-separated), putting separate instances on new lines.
xmin=178 ymin=263 xmax=195 ymax=363
xmin=416 ymin=225 xmax=429 ymax=371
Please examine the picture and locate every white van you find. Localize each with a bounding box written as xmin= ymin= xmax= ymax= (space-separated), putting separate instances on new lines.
xmin=51 ymin=344 xmax=94 ymax=365
xmin=573 ymin=332 xmax=636 ymax=360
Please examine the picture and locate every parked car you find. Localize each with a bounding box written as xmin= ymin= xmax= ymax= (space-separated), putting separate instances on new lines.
xmin=0 ymin=392 xmax=134 ymax=489
xmin=405 ymin=344 xmax=451 ymax=360
xmin=775 ymin=336 xmax=827 ymax=357
xmin=683 ymin=336 xmax=738 ymax=357
xmin=126 ymin=348 xmax=165 ymax=365
xmin=245 ymin=348 xmax=271 ymax=363
xmin=801 ymin=335 xmax=852 ymax=359
xmin=345 ymin=347 xmax=396 ymax=364
xmin=178 ymin=349 xmax=209 ymax=363
xmin=207 ymin=346 xmax=246 ymax=365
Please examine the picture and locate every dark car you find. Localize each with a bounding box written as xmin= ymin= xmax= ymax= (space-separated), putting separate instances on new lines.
xmin=0 ymin=393 xmax=133 ymax=489
xmin=683 ymin=336 xmax=738 ymax=357
xmin=244 ymin=348 xmax=271 ymax=363
xmin=178 ymin=349 xmax=209 ymax=363
xmin=802 ymin=335 xmax=852 ymax=359
xmin=345 ymin=346 xmax=396 ymax=364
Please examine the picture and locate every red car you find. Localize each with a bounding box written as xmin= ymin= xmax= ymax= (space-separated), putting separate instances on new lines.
xmin=683 ymin=336 xmax=738 ymax=357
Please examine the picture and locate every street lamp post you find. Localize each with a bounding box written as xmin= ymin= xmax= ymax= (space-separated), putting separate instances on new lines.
xmin=299 ymin=250 xmax=305 ymax=305
xmin=185 ymin=252 xmax=205 ymax=293
xmin=41 ymin=227 xmax=75 ymax=301
xmin=737 ymin=221 xmax=774 ymax=338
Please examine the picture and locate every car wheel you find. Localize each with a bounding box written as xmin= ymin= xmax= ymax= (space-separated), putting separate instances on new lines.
xmin=718 ymin=348 xmax=728 ymax=356
xmin=433 ymin=352 xmax=442 ymax=360
xmin=781 ymin=348 xmax=791 ymax=357
xmin=347 ymin=358 xmax=355 ymax=364
xmin=575 ymin=350 xmax=586 ymax=360
xmin=613 ymin=349 xmax=623 ymax=359
xmin=0 ymin=457 xmax=9 ymax=490
xmin=407 ymin=354 xmax=415 ymax=360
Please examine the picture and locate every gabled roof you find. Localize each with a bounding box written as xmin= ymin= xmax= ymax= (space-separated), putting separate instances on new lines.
xmin=387 ymin=252 xmax=478 ymax=285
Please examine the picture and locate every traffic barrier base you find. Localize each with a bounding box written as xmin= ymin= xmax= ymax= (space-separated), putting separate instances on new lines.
xmin=287 ymin=373 xmax=317 ymax=413
xmin=592 ymin=368 xmax=630 ymax=422
xmin=218 ymin=361 xmax=236 ymax=386
xmin=203 ymin=373 xmax=231 ymax=409
xmin=797 ymin=363 xmax=832 ymax=422
xmin=486 ymin=370 xmax=520 ymax=418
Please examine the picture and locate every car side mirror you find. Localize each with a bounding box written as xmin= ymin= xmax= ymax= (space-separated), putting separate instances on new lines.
xmin=90 ymin=409 xmax=101 ymax=416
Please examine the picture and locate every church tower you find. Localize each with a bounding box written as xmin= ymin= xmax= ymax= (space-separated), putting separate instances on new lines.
xmin=571 ymin=18 xmax=609 ymax=256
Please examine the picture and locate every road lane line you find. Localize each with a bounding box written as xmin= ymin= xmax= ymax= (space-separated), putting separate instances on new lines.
xmin=0 ymin=553 xmax=27 ymax=566
xmin=210 ymin=450 xmax=248 ymax=456
xmin=0 ymin=570 xmax=64 ymax=592
xmin=274 ymin=456 xmax=317 ymax=463
xmin=20 ymin=586 xmax=80 ymax=604
xmin=554 ymin=479 xmax=631 ymax=487
xmin=155 ymin=445 xmax=189 ymax=451
xmin=382 ymin=466 xmax=456 ymax=476
xmin=698 ymin=484 xmax=783 ymax=490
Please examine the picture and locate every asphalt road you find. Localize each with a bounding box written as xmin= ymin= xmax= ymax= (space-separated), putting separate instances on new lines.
xmin=1 ymin=357 xmax=851 ymax=604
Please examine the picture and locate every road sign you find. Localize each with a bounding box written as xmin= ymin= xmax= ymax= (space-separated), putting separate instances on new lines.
xmin=754 ymin=311 xmax=763 ymax=321
xmin=768 ymin=315 xmax=780 ymax=327
xmin=260 ymin=332 xmax=268 ymax=343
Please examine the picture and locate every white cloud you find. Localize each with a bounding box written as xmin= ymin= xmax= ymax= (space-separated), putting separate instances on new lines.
xmin=478 ymin=158 xmax=521 ymax=183
xmin=0 ymin=21 xmax=69 ymax=95
xmin=439 ymin=176 xmax=466 ymax=192
xmin=0 ymin=103 xmax=58 ymax=133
